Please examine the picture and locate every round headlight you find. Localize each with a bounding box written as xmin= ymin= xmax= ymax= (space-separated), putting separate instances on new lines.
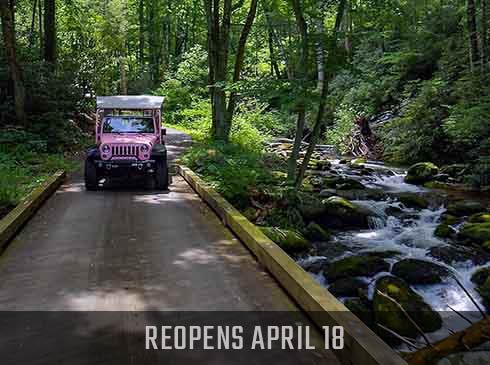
xmin=141 ymin=144 xmax=150 ymax=152
xmin=102 ymin=144 xmax=110 ymax=153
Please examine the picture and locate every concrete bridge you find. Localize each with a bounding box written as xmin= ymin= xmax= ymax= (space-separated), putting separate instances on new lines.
xmin=0 ymin=129 xmax=405 ymax=365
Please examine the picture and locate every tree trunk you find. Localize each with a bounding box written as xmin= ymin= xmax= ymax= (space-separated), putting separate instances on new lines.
xmin=267 ymin=26 xmax=281 ymax=78
xmin=0 ymin=1 xmax=26 ymax=123
xmin=204 ymin=0 xmax=233 ymax=141
xmin=120 ymin=57 xmax=127 ymax=95
xmin=225 ymin=0 xmax=258 ymax=133
xmin=38 ymin=0 xmax=43 ymax=58
xmin=138 ymin=0 xmax=144 ymax=65
xmin=43 ymin=0 xmax=56 ymax=65
xmin=29 ymin=0 xmax=37 ymax=49
xmin=482 ymin=0 xmax=489 ymax=66
xmin=295 ymin=0 xmax=346 ymax=187
xmin=287 ymin=0 xmax=309 ymax=182
xmin=406 ymin=317 xmax=490 ymax=365
xmin=467 ymin=0 xmax=480 ymax=71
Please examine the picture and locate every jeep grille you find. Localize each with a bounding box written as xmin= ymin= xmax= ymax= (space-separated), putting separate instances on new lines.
xmin=111 ymin=145 xmax=140 ymax=157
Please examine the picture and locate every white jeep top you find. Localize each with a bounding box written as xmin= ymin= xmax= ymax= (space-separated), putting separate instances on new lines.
xmin=96 ymin=95 xmax=164 ymax=110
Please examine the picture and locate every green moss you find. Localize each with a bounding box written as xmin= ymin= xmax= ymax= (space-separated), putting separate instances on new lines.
xmin=447 ymin=201 xmax=485 ymax=217
xmin=398 ymin=193 xmax=429 ymax=209
xmin=468 ymin=212 xmax=490 ymax=223
xmin=321 ymin=196 xmax=371 ymax=228
xmin=304 ymin=222 xmax=331 ymax=242
xmin=373 ymin=276 xmax=442 ymax=340
xmin=260 ymin=227 xmax=309 ymax=253
xmin=324 ymin=255 xmax=389 ymax=281
xmin=435 ymin=223 xmax=452 ymax=238
xmin=404 ymin=162 xmax=439 ymax=184
xmin=459 ymin=222 xmax=490 ymax=244
xmin=441 ymin=214 xmax=458 ymax=225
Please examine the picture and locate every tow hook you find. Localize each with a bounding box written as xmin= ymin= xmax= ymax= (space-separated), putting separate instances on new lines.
xmin=138 ymin=163 xmax=143 ymax=170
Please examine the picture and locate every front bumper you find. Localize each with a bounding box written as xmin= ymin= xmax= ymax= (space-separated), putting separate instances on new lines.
xmin=95 ymin=159 xmax=156 ymax=175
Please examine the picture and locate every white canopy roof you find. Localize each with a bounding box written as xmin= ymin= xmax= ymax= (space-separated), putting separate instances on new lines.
xmin=96 ymin=95 xmax=164 ymax=109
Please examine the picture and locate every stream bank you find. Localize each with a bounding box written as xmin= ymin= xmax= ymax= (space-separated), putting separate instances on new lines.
xmin=247 ymin=139 xmax=490 ymax=352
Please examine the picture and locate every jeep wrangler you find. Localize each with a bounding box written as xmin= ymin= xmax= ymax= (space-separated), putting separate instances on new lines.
xmin=85 ymin=95 xmax=169 ymax=190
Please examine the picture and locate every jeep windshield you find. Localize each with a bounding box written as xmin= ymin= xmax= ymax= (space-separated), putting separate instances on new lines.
xmin=102 ymin=117 xmax=155 ymax=133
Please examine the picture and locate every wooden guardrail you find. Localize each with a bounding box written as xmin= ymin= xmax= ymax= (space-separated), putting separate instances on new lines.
xmin=0 ymin=171 xmax=66 ymax=251
xmin=178 ymin=165 xmax=406 ymax=365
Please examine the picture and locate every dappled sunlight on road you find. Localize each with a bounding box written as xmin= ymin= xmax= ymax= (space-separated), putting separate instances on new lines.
xmin=132 ymin=190 xmax=199 ymax=204
xmin=173 ymin=248 xmax=218 ymax=268
xmin=57 ymin=182 xmax=85 ymax=194
xmin=62 ymin=288 xmax=172 ymax=311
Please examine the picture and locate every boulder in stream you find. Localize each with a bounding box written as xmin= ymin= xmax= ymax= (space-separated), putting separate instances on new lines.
xmin=323 ymin=176 xmax=366 ymax=190
xmin=344 ymin=297 xmax=374 ymax=327
xmin=428 ymin=246 xmax=490 ymax=266
xmin=320 ymin=196 xmax=373 ymax=229
xmin=391 ymin=258 xmax=451 ymax=284
xmin=459 ymin=222 xmax=490 ymax=245
xmin=434 ymin=223 xmax=454 ymax=238
xmin=336 ymin=188 xmax=386 ymax=201
xmin=260 ymin=227 xmax=309 ymax=253
xmin=404 ymin=162 xmax=439 ymax=184
xmin=324 ymin=254 xmax=390 ymax=281
xmin=470 ymin=267 xmax=490 ymax=307
xmin=397 ymin=192 xmax=430 ymax=209
xmin=304 ymin=222 xmax=331 ymax=242
xmin=446 ymin=201 xmax=485 ymax=217
xmin=468 ymin=212 xmax=490 ymax=223
xmin=373 ymin=276 xmax=442 ymax=340
xmin=328 ymin=277 xmax=368 ymax=297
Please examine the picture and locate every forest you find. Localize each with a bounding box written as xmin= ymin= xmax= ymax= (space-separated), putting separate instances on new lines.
xmin=2 ymin=0 xmax=490 ymax=363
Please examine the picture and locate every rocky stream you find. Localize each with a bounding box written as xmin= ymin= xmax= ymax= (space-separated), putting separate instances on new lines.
xmin=259 ymin=139 xmax=490 ymax=356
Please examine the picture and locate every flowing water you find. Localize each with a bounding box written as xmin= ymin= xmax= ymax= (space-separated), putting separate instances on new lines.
xmin=297 ymin=159 xmax=490 ymax=344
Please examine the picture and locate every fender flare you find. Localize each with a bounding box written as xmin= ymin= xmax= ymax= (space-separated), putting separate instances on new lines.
xmin=151 ymin=143 xmax=167 ymax=161
xmin=86 ymin=146 xmax=100 ymax=162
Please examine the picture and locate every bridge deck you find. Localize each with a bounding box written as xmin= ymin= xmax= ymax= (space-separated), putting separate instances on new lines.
xmin=0 ymin=130 xmax=339 ymax=364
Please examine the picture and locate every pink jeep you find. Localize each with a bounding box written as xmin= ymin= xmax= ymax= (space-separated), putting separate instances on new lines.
xmin=84 ymin=96 xmax=169 ymax=190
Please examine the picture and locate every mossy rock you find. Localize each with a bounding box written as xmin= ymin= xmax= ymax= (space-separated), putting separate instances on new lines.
xmin=321 ymin=196 xmax=372 ymax=229
xmin=336 ymin=179 xmax=366 ymax=190
xmin=336 ymin=188 xmax=386 ymax=201
xmin=468 ymin=212 xmax=490 ymax=223
xmin=373 ymin=276 xmax=442 ymax=340
xmin=260 ymin=227 xmax=309 ymax=253
xmin=304 ymin=222 xmax=331 ymax=242
xmin=353 ymin=157 xmax=366 ymax=164
xmin=435 ymin=223 xmax=453 ymax=238
xmin=428 ymin=246 xmax=490 ymax=266
xmin=470 ymin=268 xmax=490 ymax=307
xmin=471 ymin=267 xmax=490 ymax=286
xmin=324 ymin=254 xmax=390 ymax=282
xmin=391 ymin=259 xmax=450 ymax=284
xmin=323 ymin=176 xmax=366 ymax=190
xmin=319 ymin=188 xmax=337 ymax=198
xmin=423 ymin=181 xmax=451 ymax=189
xmin=441 ymin=214 xmax=458 ymax=225
xmin=328 ymin=277 xmax=368 ymax=297
xmin=459 ymin=222 xmax=490 ymax=244
xmin=405 ymin=162 xmax=439 ymax=184
xmin=385 ymin=205 xmax=404 ymax=217
xmin=345 ymin=298 xmax=374 ymax=327
xmin=295 ymin=193 xmax=326 ymax=220
xmin=397 ymin=193 xmax=429 ymax=209
xmin=446 ymin=201 xmax=485 ymax=217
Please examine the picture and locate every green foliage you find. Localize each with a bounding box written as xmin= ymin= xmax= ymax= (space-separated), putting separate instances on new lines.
xmin=181 ymin=141 xmax=274 ymax=208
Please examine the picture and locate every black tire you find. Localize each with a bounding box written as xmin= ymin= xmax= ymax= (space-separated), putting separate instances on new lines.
xmin=155 ymin=158 xmax=169 ymax=190
xmin=84 ymin=159 xmax=98 ymax=191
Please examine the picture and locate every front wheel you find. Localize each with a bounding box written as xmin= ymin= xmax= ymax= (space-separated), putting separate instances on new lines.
xmin=155 ymin=158 xmax=169 ymax=190
xmin=84 ymin=159 xmax=98 ymax=191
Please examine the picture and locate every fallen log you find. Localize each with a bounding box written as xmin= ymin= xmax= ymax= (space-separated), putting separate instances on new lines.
xmin=406 ymin=316 xmax=490 ymax=365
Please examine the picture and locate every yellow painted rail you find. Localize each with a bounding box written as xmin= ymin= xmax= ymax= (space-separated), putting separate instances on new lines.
xmin=178 ymin=165 xmax=406 ymax=365
xmin=0 ymin=171 xmax=66 ymax=251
